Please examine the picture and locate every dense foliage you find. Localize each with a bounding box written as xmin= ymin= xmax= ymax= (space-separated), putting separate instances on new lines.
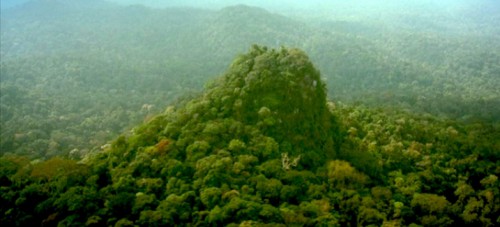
xmin=1 ymin=1 xmax=499 ymax=226
xmin=1 ymin=46 xmax=498 ymax=226
xmin=1 ymin=1 xmax=499 ymax=158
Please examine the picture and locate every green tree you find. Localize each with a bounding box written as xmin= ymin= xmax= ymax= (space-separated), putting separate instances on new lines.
xmin=200 ymin=187 xmax=222 ymax=209
xmin=327 ymin=160 xmax=368 ymax=190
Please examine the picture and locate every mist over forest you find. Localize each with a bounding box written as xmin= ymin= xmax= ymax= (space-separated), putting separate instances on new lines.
xmin=1 ymin=0 xmax=499 ymax=226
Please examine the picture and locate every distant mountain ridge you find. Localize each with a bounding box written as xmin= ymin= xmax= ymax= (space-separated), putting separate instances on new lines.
xmin=1 ymin=2 xmax=309 ymax=64
xmin=1 ymin=0 xmax=499 ymax=158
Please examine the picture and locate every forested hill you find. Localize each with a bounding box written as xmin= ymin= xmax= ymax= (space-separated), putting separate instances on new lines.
xmin=0 ymin=2 xmax=315 ymax=158
xmin=1 ymin=1 xmax=499 ymax=158
xmin=1 ymin=2 xmax=305 ymax=64
xmin=1 ymin=46 xmax=499 ymax=226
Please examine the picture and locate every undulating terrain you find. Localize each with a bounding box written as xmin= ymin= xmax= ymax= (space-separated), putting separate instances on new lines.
xmin=0 ymin=0 xmax=499 ymax=226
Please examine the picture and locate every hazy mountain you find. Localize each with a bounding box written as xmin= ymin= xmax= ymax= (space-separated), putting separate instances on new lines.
xmin=1 ymin=1 xmax=499 ymax=225
xmin=1 ymin=0 xmax=499 ymax=160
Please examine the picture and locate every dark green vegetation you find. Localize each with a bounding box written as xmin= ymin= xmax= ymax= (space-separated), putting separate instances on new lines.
xmin=1 ymin=0 xmax=499 ymax=226
xmin=1 ymin=46 xmax=499 ymax=226
xmin=1 ymin=1 xmax=499 ymax=158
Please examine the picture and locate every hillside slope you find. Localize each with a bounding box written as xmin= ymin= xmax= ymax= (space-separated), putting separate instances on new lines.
xmin=1 ymin=1 xmax=499 ymax=159
xmin=1 ymin=46 xmax=498 ymax=226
